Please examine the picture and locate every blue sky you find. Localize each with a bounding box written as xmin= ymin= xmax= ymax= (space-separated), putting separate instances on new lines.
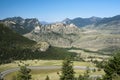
xmin=0 ymin=0 xmax=120 ymax=22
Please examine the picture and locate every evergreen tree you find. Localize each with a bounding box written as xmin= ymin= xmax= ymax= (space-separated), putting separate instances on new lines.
xmin=103 ymin=51 xmax=120 ymax=80
xmin=16 ymin=65 xmax=31 ymax=80
xmin=45 ymin=75 xmax=50 ymax=80
xmin=60 ymin=58 xmax=75 ymax=80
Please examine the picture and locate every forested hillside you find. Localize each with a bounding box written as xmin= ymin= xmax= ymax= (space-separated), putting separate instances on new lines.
xmin=0 ymin=23 xmax=36 ymax=47
xmin=0 ymin=23 xmax=76 ymax=64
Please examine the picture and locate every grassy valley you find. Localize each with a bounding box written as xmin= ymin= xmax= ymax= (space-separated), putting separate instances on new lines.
xmin=0 ymin=15 xmax=120 ymax=80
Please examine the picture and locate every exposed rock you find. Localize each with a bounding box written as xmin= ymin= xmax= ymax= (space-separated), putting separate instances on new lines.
xmin=24 ymin=22 xmax=80 ymax=48
xmin=33 ymin=42 xmax=49 ymax=51
xmin=1 ymin=15 xmax=120 ymax=53
xmin=0 ymin=17 xmax=41 ymax=34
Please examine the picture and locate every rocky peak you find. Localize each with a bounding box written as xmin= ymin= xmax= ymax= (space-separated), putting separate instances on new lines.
xmin=33 ymin=42 xmax=49 ymax=51
xmin=32 ymin=22 xmax=79 ymax=34
xmin=0 ymin=17 xmax=41 ymax=34
xmin=34 ymin=26 xmax=41 ymax=33
xmin=3 ymin=17 xmax=24 ymax=24
xmin=62 ymin=18 xmax=71 ymax=24
xmin=25 ymin=18 xmax=39 ymax=24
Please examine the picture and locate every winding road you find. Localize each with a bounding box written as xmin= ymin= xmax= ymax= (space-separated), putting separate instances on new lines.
xmin=0 ymin=66 xmax=102 ymax=79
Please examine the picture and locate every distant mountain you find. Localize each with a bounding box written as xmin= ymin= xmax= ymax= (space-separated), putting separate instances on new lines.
xmin=0 ymin=17 xmax=41 ymax=34
xmin=62 ymin=17 xmax=102 ymax=27
xmin=96 ymin=15 xmax=120 ymax=25
xmin=1 ymin=15 xmax=120 ymax=54
xmin=25 ymin=15 xmax=120 ymax=53
xmin=86 ymin=15 xmax=120 ymax=34
xmin=24 ymin=22 xmax=80 ymax=47
xmin=62 ymin=18 xmax=71 ymax=24
xmin=40 ymin=21 xmax=49 ymax=25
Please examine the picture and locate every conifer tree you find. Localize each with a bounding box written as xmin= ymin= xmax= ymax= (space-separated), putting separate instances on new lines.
xmin=104 ymin=51 xmax=120 ymax=80
xmin=16 ymin=65 xmax=31 ymax=80
xmin=45 ymin=75 xmax=50 ymax=80
xmin=60 ymin=58 xmax=75 ymax=80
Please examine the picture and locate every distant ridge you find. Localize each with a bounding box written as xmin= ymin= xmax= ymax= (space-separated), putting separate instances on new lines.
xmin=0 ymin=17 xmax=41 ymax=34
xmin=1 ymin=15 xmax=120 ymax=53
xmin=62 ymin=17 xmax=102 ymax=27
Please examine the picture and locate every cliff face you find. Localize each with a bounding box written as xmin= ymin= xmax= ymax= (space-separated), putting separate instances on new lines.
xmin=24 ymin=23 xmax=81 ymax=48
xmin=0 ymin=17 xmax=40 ymax=34
xmin=1 ymin=15 xmax=120 ymax=53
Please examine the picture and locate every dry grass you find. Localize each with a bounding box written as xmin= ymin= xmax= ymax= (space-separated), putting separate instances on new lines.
xmin=1 ymin=59 xmax=103 ymax=80
xmin=4 ymin=68 xmax=105 ymax=80
xmin=68 ymin=49 xmax=109 ymax=61
xmin=0 ymin=60 xmax=96 ymax=72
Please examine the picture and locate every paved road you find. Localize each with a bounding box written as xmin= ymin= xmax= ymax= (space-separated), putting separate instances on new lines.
xmin=0 ymin=66 xmax=102 ymax=78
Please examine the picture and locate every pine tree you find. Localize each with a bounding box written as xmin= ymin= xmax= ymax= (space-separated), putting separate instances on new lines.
xmin=45 ymin=75 xmax=50 ymax=80
xmin=103 ymin=51 xmax=120 ymax=80
xmin=60 ymin=58 xmax=75 ymax=80
xmin=16 ymin=65 xmax=31 ymax=80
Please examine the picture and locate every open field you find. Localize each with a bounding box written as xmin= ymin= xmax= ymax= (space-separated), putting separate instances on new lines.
xmin=0 ymin=58 xmax=105 ymax=80
xmin=4 ymin=69 xmax=105 ymax=80
xmin=0 ymin=60 xmax=96 ymax=72
xmin=68 ymin=49 xmax=110 ymax=61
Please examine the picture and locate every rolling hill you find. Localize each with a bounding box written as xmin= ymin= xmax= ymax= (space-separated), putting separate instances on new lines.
xmin=0 ymin=23 xmax=36 ymax=48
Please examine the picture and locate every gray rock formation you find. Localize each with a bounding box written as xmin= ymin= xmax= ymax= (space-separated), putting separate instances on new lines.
xmin=1 ymin=15 xmax=120 ymax=53
xmin=0 ymin=17 xmax=40 ymax=34
xmin=24 ymin=23 xmax=80 ymax=48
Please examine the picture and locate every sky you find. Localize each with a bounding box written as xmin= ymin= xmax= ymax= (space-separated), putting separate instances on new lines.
xmin=0 ymin=0 xmax=120 ymax=22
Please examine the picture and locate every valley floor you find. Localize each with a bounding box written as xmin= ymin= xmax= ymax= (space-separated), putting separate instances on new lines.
xmin=0 ymin=60 xmax=105 ymax=80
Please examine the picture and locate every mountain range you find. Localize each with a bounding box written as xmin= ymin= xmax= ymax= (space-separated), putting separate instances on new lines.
xmin=0 ymin=17 xmax=40 ymax=34
xmin=1 ymin=15 xmax=120 ymax=54
xmin=62 ymin=16 xmax=102 ymax=27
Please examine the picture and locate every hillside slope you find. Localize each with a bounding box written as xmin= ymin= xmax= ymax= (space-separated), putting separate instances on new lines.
xmin=0 ymin=17 xmax=40 ymax=34
xmin=0 ymin=23 xmax=76 ymax=64
xmin=0 ymin=23 xmax=36 ymax=48
xmin=24 ymin=23 xmax=81 ymax=48
xmin=62 ymin=17 xmax=102 ymax=27
xmin=1 ymin=15 xmax=120 ymax=54
xmin=24 ymin=15 xmax=120 ymax=54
